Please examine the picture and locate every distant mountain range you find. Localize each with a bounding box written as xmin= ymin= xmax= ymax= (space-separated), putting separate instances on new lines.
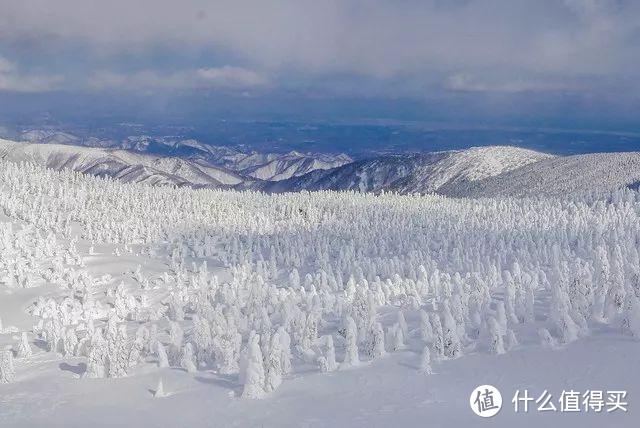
xmin=0 ymin=138 xmax=245 ymax=187
xmin=18 ymin=130 xmax=352 ymax=182
xmin=258 ymin=146 xmax=552 ymax=194
xmin=4 ymin=131 xmax=640 ymax=198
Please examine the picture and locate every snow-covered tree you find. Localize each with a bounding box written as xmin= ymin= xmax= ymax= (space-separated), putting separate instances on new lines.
xmin=429 ymin=312 xmax=444 ymax=360
xmin=419 ymin=309 xmax=434 ymax=342
xmin=386 ymin=323 xmax=405 ymax=352
xmin=441 ymin=302 xmax=462 ymax=358
xmin=365 ymin=322 xmax=386 ymax=359
xmin=264 ymin=330 xmax=283 ymax=392
xmin=318 ymin=335 xmax=338 ymax=373
xmin=17 ymin=332 xmax=32 ymax=358
xmin=342 ymin=316 xmax=359 ymax=366
xmin=242 ymin=333 xmax=266 ymax=399
xmin=180 ymin=343 xmax=197 ymax=373
xmin=0 ymin=347 xmax=15 ymax=383
xmin=107 ymin=325 xmax=129 ymax=378
xmin=85 ymin=328 xmax=107 ymax=379
xmin=418 ymin=345 xmax=432 ymax=374
xmin=505 ymin=329 xmax=518 ymax=351
xmin=538 ymin=328 xmax=557 ymax=349
xmin=487 ymin=316 xmax=505 ymax=355
xmin=156 ymin=342 xmax=170 ymax=368
xmin=154 ymin=378 xmax=166 ymax=398
xmin=278 ymin=327 xmax=292 ymax=376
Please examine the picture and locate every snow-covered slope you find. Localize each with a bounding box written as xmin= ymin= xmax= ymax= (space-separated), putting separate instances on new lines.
xmin=264 ymin=146 xmax=552 ymax=193
xmin=448 ymin=152 xmax=640 ymax=198
xmin=21 ymin=130 xmax=81 ymax=146
xmin=11 ymin=135 xmax=640 ymax=199
xmin=241 ymin=151 xmax=353 ymax=181
xmin=18 ymin=130 xmax=352 ymax=181
xmin=0 ymin=139 xmax=245 ymax=187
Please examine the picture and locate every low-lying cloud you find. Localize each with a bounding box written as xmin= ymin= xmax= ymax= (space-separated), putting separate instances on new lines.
xmin=88 ymin=66 xmax=268 ymax=91
xmin=0 ymin=56 xmax=62 ymax=92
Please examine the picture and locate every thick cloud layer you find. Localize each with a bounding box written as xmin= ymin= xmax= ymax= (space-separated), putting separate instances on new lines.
xmin=0 ymin=0 xmax=639 ymax=136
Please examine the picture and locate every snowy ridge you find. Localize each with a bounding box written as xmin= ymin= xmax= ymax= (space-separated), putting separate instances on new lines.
xmin=0 ymin=139 xmax=245 ymax=187
xmin=264 ymin=146 xmax=553 ymax=194
xmin=17 ymin=130 xmax=353 ymax=181
xmin=7 ymin=136 xmax=640 ymax=199
xmin=241 ymin=151 xmax=353 ymax=181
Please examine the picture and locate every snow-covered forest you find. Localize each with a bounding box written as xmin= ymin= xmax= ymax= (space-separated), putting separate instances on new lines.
xmin=1 ymin=159 xmax=639 ymax=427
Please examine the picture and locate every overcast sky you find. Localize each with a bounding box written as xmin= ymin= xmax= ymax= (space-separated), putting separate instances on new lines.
xmin=1 ymin=0 xmax=639 ymax=129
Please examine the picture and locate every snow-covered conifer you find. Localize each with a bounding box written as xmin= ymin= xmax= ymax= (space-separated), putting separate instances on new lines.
xmin=505 ymin=329 xmax=518 ymax=351
xmin=17 ymin=332 xmax=32 ymax=358
xmin=154 ymin=378 xmax=166 ymax=398
xmin=318 ymin=335 xmax=337 ymax=373
xmin=365 ymin=321 xmax=386 ymax=359
xmin=418 ymin=345 xmax=432 ymax=374
xmin=342 ymin=316 xmax=359 ymax=366
xmin=429 ymin=312 xmax=444 ymax=360
xmin=495 ymin=301 xmax=508 ymax=335
xmin=108 ymin=325 xmax=129 ymax=378
xmin=278 ymin=327 xmax=292 ymax=375
xmin=538 ymin=328 xmax=557 ymax=349
xmin=386 ymin=323 xmax=405 ymax=352
xmin=85 ymin=328 xmax=107 ymax=379
xmin=0 ymin=347 xmax=15 ymax=383
xmin=265 ymin=331 xmax=283 ymax=392
xmin=441 ymin=302 xmax=461 ymax=358
xmin=487 ymin=317 xmax=505 ymax=355
xmin=180 ymin=343 xmax=197 ymax=373
xmin=242 ymin=333 xmax=266 ymax=399
xmin=63 ymin=328 xmax=79 ymax=357
xmin=156 ymin=342 xmax=170 ymax=368
xmin=419 ymin=309 xmax=434 ymax=342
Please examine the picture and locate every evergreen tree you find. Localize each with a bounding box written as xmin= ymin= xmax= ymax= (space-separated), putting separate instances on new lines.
xmin=342 ymin=316 xmax=359 ymax=366
xmin=180 ymin=343 xmax=198 ymax=373
xmin=17 ymin=332 xmax=32 ymax=358
xmin=85 ymin=328 xmax=107 ymax=379
xmin=156 ymin=342 xmax=170 ymax=368
xmin=487 ymin=317 xmax=505 ymax=355
xmin=365 ymin=322 xmax=386 ymax=359
xmin=242 ymin=334 xmax=267 ymax=399
xmin=0 ymin=347 xmax=15 ymax=383
xmin=418 ymin=345 xmax=432 ymax=374
xmin=318 ymin=335 xmax=337 ymax=372
xmin=265 ymin=331 xmax=283 ymax=392
xmin=429 ymin=312 xmax=444 ymax=360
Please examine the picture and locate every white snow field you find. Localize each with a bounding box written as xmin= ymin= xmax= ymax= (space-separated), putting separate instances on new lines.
xmin=1 ymin=159 xmax=640 ymax=427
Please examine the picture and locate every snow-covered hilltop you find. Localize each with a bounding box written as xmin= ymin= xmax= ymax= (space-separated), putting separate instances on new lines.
xmin=447 ymin=152 xmax=640 ymax=198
